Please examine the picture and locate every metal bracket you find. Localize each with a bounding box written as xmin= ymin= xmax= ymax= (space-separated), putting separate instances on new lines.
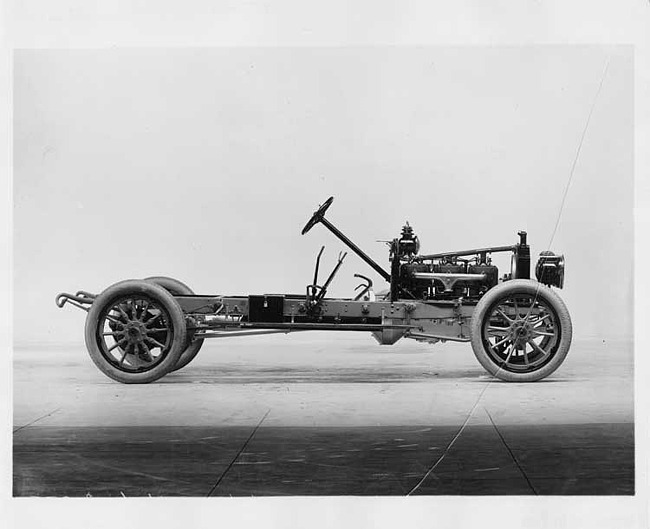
xmin=353 ymin=273 xmax=373 ymax=301
xmin=55 ymin=291 xmax=96 ymax=312
xmin=412 ymin=272 xmax=486 ymax=293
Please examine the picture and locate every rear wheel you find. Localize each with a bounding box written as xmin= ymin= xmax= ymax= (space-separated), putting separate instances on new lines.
xmin=470 ymin=279 xmax=572 ymax=382
xmin=84 ymin=280 xmax=186 ymax=383
xmin=144 ymin=276 xmax=205 ymax=372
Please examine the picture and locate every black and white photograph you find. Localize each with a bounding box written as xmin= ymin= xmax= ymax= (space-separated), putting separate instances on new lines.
xmin=3 ymin=2 xmax=649 ymax=529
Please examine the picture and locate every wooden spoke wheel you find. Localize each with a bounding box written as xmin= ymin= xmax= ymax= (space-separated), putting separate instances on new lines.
xmin=84 ymin=280 xmax=186 ymax=383
xmin=470 ymin=279 xmax=572 ymax=382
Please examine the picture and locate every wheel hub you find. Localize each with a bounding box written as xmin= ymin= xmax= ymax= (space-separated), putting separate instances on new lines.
xmin=125 ymin=321 xmax=146 ymax=343
xmin=509 ymin=320 xmax=532 ymax=348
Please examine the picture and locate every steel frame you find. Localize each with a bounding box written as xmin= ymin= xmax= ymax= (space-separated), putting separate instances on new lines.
xmin=173 ymin=294 xmax=508 ymax=344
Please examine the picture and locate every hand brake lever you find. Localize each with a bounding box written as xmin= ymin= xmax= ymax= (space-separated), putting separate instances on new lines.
xmin=315 ymin=251 xmax=347 ymax=303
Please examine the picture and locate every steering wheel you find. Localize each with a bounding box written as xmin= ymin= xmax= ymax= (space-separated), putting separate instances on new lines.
xmin=301 ymin=196 xmax=334 ymax=235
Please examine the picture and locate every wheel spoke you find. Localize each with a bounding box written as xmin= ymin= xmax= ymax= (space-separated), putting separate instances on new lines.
xmin=492 ymin=336 xmax=511 ymax=349
xmin=130 ymin=300 xmax=140 ymax=320
xmin=145 ymin=336 xmax=166 ymax=349
xmin=119 ymin=347 xmax=129 ymax=365
xmin=116 ymin=304 xmax=131 ymax=322
xmin=532 ymin=314 xmax=552 ymax=327
xmin=138 ymin=301 xmax=149 ymax=321
xmin=522 ymin=346 xmax=530 ymax=365
xmin=141 ymin=342 xmax=153 ymax=362
xmin=500 ymin=343 xmax=515 ymax=366
xmin=107 ymin=338 xmax=126 ymax=352
xmin=104 ymin=313 xmax=125 ymax=326
xmin=496 ymin=307 xmax=514 ymax=323
xmin=487 ymin=325 xmax=509 ymax=336
xmin=532 ymin=330 xmax=555 ymax=337
xmin=513 ymin=298 xmax=519 ymax=320
xmin=528 ymin=339 xmax=549 ymax=357
xmin=102 ymin=331 xmax=123 ymax=337
xmin=146 ymin=328 xmax=169 ymax=333
xmin=522 ymin=300 xmax=534 ymax=321
xmin=490 ymin=338 xmax=510 ymax=356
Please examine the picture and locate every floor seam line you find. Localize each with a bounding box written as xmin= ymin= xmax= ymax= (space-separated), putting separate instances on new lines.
xmin=206 ymin=409 xmax=270 ymax=497
xmin=406 ymin=381 xmax=497 ymax=495
xmin=484 ymin=407 xmax=538 ymax=495
xmin=13 ymin=407 xmax=62 ymax=434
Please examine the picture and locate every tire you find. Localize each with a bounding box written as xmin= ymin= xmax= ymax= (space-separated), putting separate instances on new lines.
xmin=470 ymin=279 xmax=572 ymax=382
xmin=84 ymin=279 xmax=186 ymax=383
xmin=144 ymin=276 xmax=204 ymax=372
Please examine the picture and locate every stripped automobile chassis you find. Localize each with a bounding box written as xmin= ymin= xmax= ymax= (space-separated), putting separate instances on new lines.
xmin=56 ymin=196 xmax=571 ymax=383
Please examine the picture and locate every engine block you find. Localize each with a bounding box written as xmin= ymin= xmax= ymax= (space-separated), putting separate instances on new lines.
xmin=389 ymin=224 xmax=537 ymax=302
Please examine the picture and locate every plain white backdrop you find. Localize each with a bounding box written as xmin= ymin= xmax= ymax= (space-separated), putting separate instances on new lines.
xmin=13 ymin=46 xmax=632 ymax=345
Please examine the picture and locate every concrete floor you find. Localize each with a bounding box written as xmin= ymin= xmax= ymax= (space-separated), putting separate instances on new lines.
xmin=13 ymin=334 xmax=634 ymax=496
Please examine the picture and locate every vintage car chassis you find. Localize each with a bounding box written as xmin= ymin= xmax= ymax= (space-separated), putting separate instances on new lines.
xmin=57 ymin=196 xmax=572 ymax=384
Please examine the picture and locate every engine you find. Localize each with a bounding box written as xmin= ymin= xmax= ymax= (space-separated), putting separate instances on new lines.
xmin=389 ymin=223 xmax=503 ymax=301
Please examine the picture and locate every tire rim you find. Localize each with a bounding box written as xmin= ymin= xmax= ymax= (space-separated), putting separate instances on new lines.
xmin=481 ymin=291 xmax=561 ymax=373
xmin=97 ymin=294 xmax=174 ymax=373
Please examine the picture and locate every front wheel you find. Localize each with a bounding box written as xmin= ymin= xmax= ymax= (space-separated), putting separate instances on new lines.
xmin=470 ymin=279 xmax=572 ymax=382
xmin=84 ymin=280 xmax=187 ymax=383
